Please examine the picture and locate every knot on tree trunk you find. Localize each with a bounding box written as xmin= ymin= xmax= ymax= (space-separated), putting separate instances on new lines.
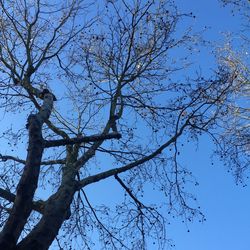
xmin=26 ymin=114 xmax=42 ymax=130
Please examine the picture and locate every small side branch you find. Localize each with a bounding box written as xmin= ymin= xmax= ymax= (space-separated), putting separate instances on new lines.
xmin=0 ymin=154 xmax=25 ymax=164
xmin=114 ymin=174 xmax=143 ymax=208
xmin=0 ymin=154 xmax=65 ymax=166
xmin=0 ymin=188 xmax=44 ymax=214
xmin=81 ymin=190 xmax=130 ymax=249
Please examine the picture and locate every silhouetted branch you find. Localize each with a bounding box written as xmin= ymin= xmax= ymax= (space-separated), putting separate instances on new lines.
xmin=44 ymin=132 xmax=121 ymax=148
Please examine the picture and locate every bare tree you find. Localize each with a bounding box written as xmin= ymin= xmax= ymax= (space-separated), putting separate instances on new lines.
xmin=216 ymin=0 xmax=250 ymax=182
xmin=0 ymin=0 xmax=246 ymax=249
xmin=216 ymin=41 xmax=249 ymax=181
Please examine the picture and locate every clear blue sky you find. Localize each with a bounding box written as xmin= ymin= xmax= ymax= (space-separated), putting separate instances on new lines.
xmin=167 ymin=136 xmax=250 ymax=250
xmin=160 ymin=1 xmax=250 ymax=250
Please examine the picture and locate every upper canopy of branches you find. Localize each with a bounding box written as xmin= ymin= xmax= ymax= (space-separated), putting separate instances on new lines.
xmin=0 ymin=0 xmax=248 ymax=249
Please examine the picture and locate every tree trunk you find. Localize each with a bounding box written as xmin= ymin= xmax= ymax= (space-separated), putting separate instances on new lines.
xmin=0 ymin=93 xmax=54 ymax=249
xmin=0 ymin=115 xmax=44 ymax=249
xmin=16 ymin=178 xmax=76 ymax=250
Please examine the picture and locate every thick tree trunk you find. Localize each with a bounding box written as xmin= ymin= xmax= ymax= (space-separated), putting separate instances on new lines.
xmin=16 ymin=177 xmax=76 ymax=250
xmin=0 ymin=93 xmax=54 ymax=249
xmin=0 ymin=115 xmax=44 ymax=249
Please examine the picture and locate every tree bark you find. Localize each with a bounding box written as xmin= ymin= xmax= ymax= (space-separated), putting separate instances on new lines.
xmin=16 ymin=174 xmax=76 ymax=250
xmin=0 ymin=93 xmax=54 ymax=249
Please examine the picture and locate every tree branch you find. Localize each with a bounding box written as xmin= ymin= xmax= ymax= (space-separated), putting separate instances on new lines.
xmin=0 ymin=188 xmax=44 ymax=214
xmin=0 ymin=154 xmax=25 ymax=164
xmin=77 ymin=120 xmax=189 ymax=189
xmin=44 ymin=132 xmax=121 ymax=148
xmin=115 ymin=174 xmax=143 ymax=208
xmin=0 ymin=154 xmax=65 ymax=166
